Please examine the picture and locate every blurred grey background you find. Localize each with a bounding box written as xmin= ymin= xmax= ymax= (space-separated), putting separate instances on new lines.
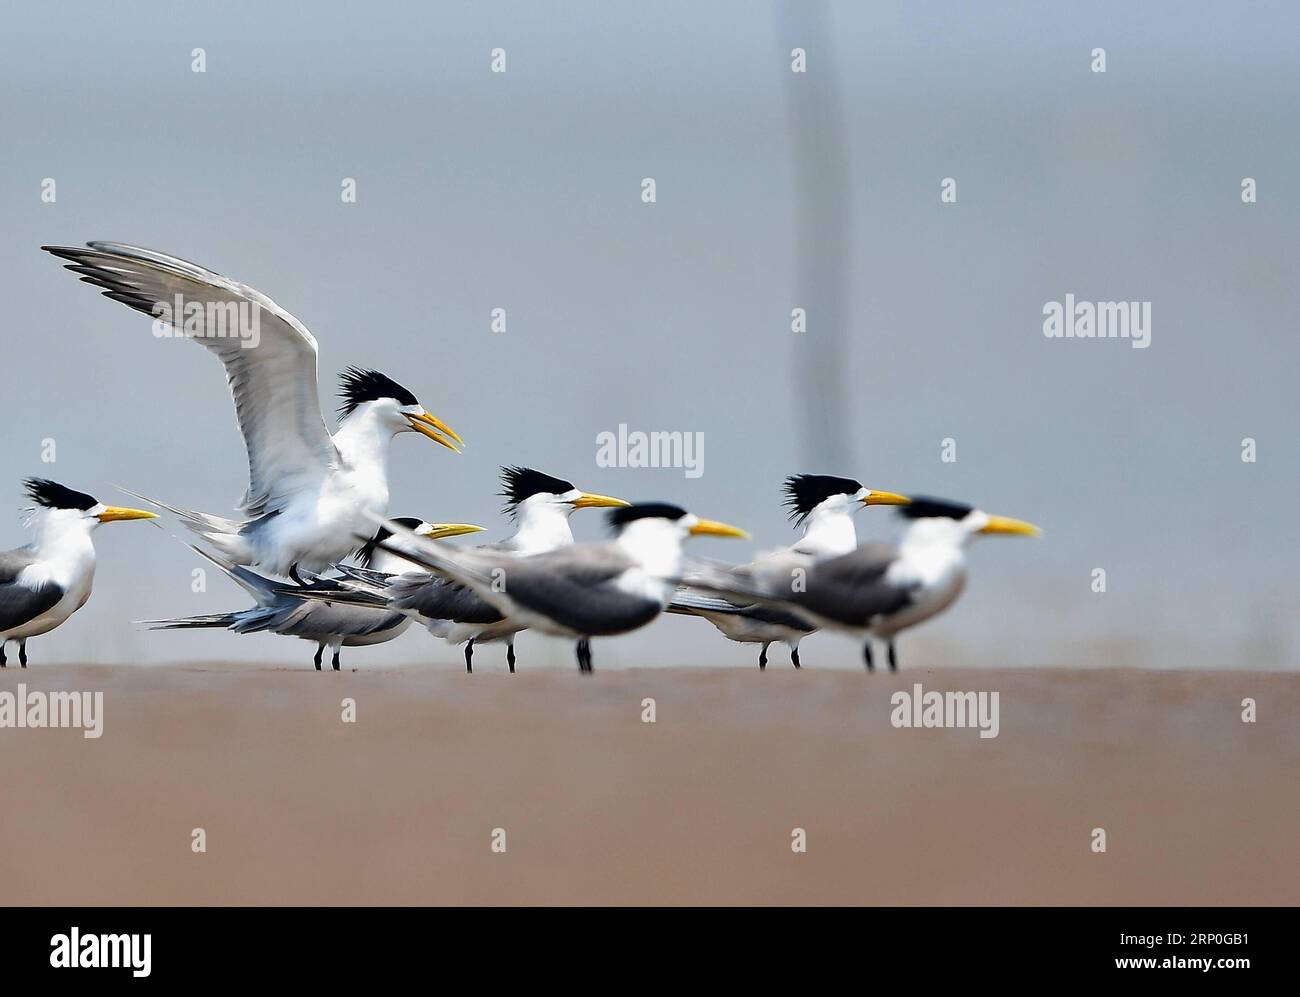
xmin=1 ymin=1 xmax=1294 ymax=669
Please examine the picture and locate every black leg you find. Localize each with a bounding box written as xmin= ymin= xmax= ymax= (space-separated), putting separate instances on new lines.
xmin=506 ymin=640 xmax=516 ymax=674
xmin=576 ymin=638 xmax=593 ymax=673
xmin=313 ymin=644 xmax=323 ymax=670
xmin=464 ymin=639 xmax=474 ymax=673
xmin=790 ymin=645 xmax=801 ymax=669
xmin=758 ymin=642 xmax=769 ymax=670
xmin=887 ymin=641 xmax=898 ymax=673
xmin=18 ymin=640 xmax=27 ymax=669
xmin=331 ymin=648 xmax=341 ymax=671
xmin=0 ymin=642 xmax=6 ymax=668
xmin=863 ymin=641 xmax=874 ymax=672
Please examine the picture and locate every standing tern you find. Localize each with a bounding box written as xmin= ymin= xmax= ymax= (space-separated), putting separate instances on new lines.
xmin=667 ymin=474 xmax=910 ymax=669
xmin=42 ymin=241 xmax=462 ymax=577
xmin=683 ymin=498 xmax=1039 ymax=671
xmin=144 ymin=519 xmax=483 ymax=670
xmin=310 ymin=467 xmax=629 ymax=672
xmin=371 ymin=503 xmax=747 ymax=673
xmin=0 ymin=479 xmax=156 ymax=667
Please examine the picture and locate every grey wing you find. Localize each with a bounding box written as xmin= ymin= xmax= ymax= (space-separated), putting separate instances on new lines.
xmin=389 ymin=534 xmax=523 ymax=623
xmin=667 ymin=587 xmax=749 ymax=616
xmin=237 ymin=595 xmax=405 ymax=639
xmin=668 ymin=586 xmax=814 ymax=631
xmin=388 ymin=573 xmax=504 ymax=625
xmin=794 ymin=542 xmax=914 ymax=626
xmin=498 ymin=546 xmax=662 ymax=636
xmin=0 ymin=548 xmax=64 ymax=632
xmin=476 ymin=537 xmax=525 ymax=555
xmin=0 ymin=546 xmax=39 ymax=585
xmin=512 ymin=543 xmax=635 ymax=581
xmin=677 ymin=553 xmax=855 ymax=632
xmin=722 ymin=601 xmax=815 ymax=631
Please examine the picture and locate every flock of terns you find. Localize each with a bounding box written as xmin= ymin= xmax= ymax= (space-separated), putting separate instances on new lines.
xmin=0 ymin=242 xmax=1039 ymax=673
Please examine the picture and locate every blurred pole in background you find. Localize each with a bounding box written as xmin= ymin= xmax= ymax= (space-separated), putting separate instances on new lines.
xmin=777 ymin=0 xmax=852 ymax=469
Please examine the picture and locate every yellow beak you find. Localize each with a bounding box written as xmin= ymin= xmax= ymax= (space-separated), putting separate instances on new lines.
xmin=570 ymin=492 xmax=630 ymax=509
xmin=405 ymin=410 xmax=463 ymax=453
xmin=862 ymin=490 xmax=912 ymax=507
xmin=689 ymin=518 xmax=750 ymax=540
xmin=96 ymin=506 xmax=159 ymax=523
xmin=418 ymin=523 xmax=486 ymax=540
xmin=979 ymin=515 xmax=1041 ymax=537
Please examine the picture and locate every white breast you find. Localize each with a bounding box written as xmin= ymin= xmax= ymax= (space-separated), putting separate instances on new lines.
xmin=6 ymin=554 xmax=96 ymax=640
xmin=874 ymin=532 xmax=968 ymax=638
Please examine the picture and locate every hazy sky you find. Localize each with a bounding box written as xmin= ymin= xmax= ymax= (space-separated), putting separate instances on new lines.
xmin=2 ymin=2 xmax=1295 ymax=669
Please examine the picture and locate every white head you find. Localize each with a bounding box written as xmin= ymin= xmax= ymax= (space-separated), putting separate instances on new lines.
xmin=782 ymin=474 xmax=911 ymax=552
xmin=500 ymin=466 xmax=628 ymax=554
xmin=609 ymin=502 xmax=748 ymax=576
xmin=22 ymin=478 xmax=156 ymax=548
xmin=898 ymin=497 xmax=1041 ymax=550
xmin=336 ymin=367 xmax=461 ymax=451
xmin=359 ymin=517 xmax=484 ymax=573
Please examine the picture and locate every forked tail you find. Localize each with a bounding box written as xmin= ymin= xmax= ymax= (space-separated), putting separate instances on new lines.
xmin=138 ymin=612 xmax=238 ymax=630
xmin=114 ymin=484 xmax=252 ymax=563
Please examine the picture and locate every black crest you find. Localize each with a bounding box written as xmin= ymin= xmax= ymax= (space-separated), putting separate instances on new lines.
xmin=606 ymin=502 xmax=688 ymax=532
xmin=899 ymin=497 xmax=974 ymax=521
xmin=782 ymin=474 xmax=863 ymax=525
xmin=337 ymin=367 xmax=419 ymax=417
xmin=23 ymin=477 xmax=98 ymax=511
xmin=358 ymin=516 xmax=424 ymax=569
xmin=499 ymin=466 xmax=575 ymax=516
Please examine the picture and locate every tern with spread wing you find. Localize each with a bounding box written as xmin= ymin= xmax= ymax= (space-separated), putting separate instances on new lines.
xmin=371 ymin=503 xmax=747 ymax=672
xmin=683 ymin=498 xmax=1039 ymax=672
xmin=310 ymin=467 xmax=628 ymax=672
xmin=0 ymin=478 xmax=156 ymax=668
xmin=144 ymin=519 xmax=483 ymax=670
xmin=668 ymin=474 xmax=910 ymax=669
xmin=42 ymin=242 xmax=462 ymax=578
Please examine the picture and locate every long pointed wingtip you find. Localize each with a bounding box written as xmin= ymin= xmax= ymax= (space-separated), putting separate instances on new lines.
xmin=41 ymin=244 xmax=88 ymax=264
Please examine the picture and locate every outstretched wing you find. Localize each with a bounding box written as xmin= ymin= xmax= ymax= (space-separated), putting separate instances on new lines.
xmin=42 ymin=241 xmax=339 ymax=517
